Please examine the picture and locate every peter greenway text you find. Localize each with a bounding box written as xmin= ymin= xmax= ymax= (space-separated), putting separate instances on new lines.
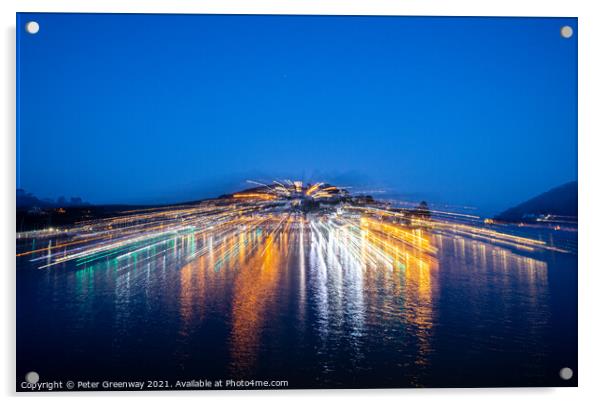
xmin=20 ymin=379 xmax=290 ymax=391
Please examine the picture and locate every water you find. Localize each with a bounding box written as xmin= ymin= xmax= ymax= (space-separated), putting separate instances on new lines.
xmin=16 ymin=222 xmax=577 ymax=389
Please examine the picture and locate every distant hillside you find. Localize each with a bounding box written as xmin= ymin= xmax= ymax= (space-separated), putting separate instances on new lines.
xmin=17 ymin=189 xmax=89 ymax=208
xmin=495 ymin=181 xmax=577 ymax=222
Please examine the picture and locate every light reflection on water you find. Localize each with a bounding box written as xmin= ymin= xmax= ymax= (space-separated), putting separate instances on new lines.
xmin=17 ymin=215 xmax=573 ymax=388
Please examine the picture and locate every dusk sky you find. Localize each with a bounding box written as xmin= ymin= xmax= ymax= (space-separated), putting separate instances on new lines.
xmin=17 ymin=14 xmax=577 ymax=213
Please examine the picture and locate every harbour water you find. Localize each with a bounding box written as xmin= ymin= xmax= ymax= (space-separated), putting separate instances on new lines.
xmin=16 ymin=218 xmax=577 ymax=389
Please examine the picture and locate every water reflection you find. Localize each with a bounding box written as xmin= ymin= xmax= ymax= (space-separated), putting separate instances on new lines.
xmin=230 ymin=231 xmax=283 ymax=375
xmin=16 ymin=210 xmax=559 ymax=387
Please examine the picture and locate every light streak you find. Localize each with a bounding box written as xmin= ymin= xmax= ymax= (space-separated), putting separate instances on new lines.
xmin=16 ymin=180 xmax=572 ymax=274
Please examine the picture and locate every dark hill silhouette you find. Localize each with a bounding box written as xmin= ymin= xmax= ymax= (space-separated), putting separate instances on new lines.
xmin=495 ymin=181 xmax=577 ymax=222
xmin=17 ymin=189 xmax=89 ymax=208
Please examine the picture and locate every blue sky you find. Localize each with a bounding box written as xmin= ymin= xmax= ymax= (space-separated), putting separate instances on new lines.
xmin=17 ymin=14 xmax=577 ymax=213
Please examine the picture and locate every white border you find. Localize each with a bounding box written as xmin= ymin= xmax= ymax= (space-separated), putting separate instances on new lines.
xmin=4 ymin=0 xmax=586 ymax=17
xmin=2 ymin=1 xmax=601 ymax=404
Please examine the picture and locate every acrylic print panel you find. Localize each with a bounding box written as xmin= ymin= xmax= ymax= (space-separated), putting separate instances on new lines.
xmin=16 ymin=13 xmax=577 ymax=391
